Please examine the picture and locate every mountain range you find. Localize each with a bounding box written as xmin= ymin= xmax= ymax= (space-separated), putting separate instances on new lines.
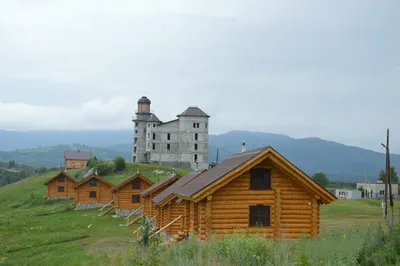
xmin=0 ymin=129 xmax=398 ymax=182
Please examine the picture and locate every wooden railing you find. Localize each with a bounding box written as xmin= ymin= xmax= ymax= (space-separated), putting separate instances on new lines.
xmin=150 ymin=215 xmax=182 ymax=239
xmin=99 ymin=200 xmax=114 ymax=216
xmin=133 ymin=216 xmax=156 ymax=240
xmin=125 ymin=206 xmax=143 ymax=225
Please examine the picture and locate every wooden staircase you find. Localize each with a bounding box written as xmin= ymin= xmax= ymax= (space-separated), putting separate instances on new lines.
xmin=98 ymin=200 xmax=114 ymax=216
xmin=160 ymin=230 xmax=188 ymax=247
xmin=127 ymin=215 xmax=143 ymax=226
xmin=125 ymin=206 xmax=144 ymax=226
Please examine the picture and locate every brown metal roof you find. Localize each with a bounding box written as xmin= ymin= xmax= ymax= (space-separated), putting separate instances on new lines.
xmin=152 ymin=170 xmax=206 ymax=205
xmin=110 ymin=173 xmax=154 ymax=192
xmin=44 ymin=171 xmax=79 ymax=185
xmin=140 ymin=174 xmax=180 ymax=197
xmin=177 ymin=147 xmax=268 ymax=198
xmin=64 ymin=150 xmax=92 ymax=160
xmin=75 ymin=174 xmax=114 ymax=188
xmin=177 ymin=107 xmax=210 ymax=117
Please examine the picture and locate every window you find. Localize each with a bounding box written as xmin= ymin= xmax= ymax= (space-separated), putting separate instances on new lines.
xmin=148 ymin=133 xmax=150 ymax=138
xmin=132 ymin=195 xmax=141 ymax=203
xmin=167 ymin=133 xmax=171 ymax=140
xmin=58 ymin=186 xmax=64 ymax=192
xmin=152 ymin=143 xmax=156 ymax=150
xmin=167 ymin=144 xmax=171 ymax=150
xmin=380 ymin=190 xmax=385 ymax=195
xmin=194 ymin=144 xmax=198 ymax=150
xmin=250 ymin=168 xmax=271 ymax=190
xmin=153 ymin=124 xmax=156 ymax=128
xmin=249 ymin=205 xmax=270 ymax=226
xmin=135 ymin=122 xmax=138 ymax=127
xmin=152 ymin=133 xmax=156 ymax=140
xmin=193 ymin=122 xmax=196 ymax=128
xmin=196 ymin=123 xmax=200 ymax=128
xmin=194 ymin=154 xmax=198 ymax=162
xmin=89 ymin=191 xmax=97 ymax=198
xmin=57 ymin=175 xmax=65 ymax=182
xmin=133 ymin=156 xmax=136 ymax=162
xmin=134 ymin=147 xmax=137 ymax=153
xmin=135 ymin=129 xmax=138 ymax=134
xmin=134 ymin=138 xmax=137 ymax=144
xmin=195 ymin=133 xmax=198 ymax=141
xmin=148 ymin=143 xmax=150 ymax=148
xmin=132 ymin=179 xmax=141 ymax=189
xmin=148 ymin=124 xmax=150 ymax=128
xmin=205 ymin=122 xmax=208 ymax=128
xmin=89 ymin=178 xmax=97 ymax=186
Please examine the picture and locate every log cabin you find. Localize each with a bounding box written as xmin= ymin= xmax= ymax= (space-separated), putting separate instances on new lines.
xmin=140 ymin=173 xmax=181 ymax=219
xmin=111 ymin=173 xmax=154 ymax=216
xmin=152 ymin=146 xmax=336 ymax=240
xmin=44 ymin=171 xmax=78 ymax=199
xmin=74 ymin=174 xmax=113 ymax=208
xmin=64 ymin=150 xmax=92 ymax=170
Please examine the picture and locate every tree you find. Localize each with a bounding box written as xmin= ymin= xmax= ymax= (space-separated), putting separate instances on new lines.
xmin=378 ymin=166 xmax=398 ymax=183
xmin=96 ymin=161 xmax=115 ymax=176
xmin=87 ymin=156 xmax=98 ymax=168
xmin=312 ymin=172 xmax=330 ymax=188
xmin=114 ymin=156 xmax=126 ymax=172
xmin=8 ymin=160 xmax=16 ymax=168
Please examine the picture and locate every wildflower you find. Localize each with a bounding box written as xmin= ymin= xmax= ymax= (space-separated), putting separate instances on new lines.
xmin=343 ymin=234 xmax=347 ymax=239
xmin=321 ymin=237 xmax=326 ymax=241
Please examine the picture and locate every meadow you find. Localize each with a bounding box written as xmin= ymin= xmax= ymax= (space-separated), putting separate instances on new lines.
xmin=0 ymin=168 xmax=398 ymax=265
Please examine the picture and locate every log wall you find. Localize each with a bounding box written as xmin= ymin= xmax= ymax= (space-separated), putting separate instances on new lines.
xmin=65 ymin=159 xmax=88 ymax=169
xmin=116 ymin=179 xmax=151 ymax=209
xmin=46 ymin=178 xmax=76 ymax=198
xmin=75 ymin=181 xmax=112 ymax=203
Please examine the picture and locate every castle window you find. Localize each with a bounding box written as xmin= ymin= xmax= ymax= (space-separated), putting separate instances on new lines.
xmin=57 ymin=175 xmax=65 ymax=182
xmin=167 ymin=144 xmax=171 ymax=150
xmin=195 ymin=133 xmax=198 ymax=141
xmin=152 ymin=133 xmax=156 ymax=140
xmin=134 ymin=147 xmax=137 ymax=153
xmin=132 ymin=179 xmax=141 ymax=189
xmin=135 ymin=129 xmax=138 ymax=134
xmin=148 ymin=124 xmax=150 ymax=127
xmin=58 ymin=186 xmax=64 ymax=192
xmin=380 ymin=190 xmax=385 ymax=195
xmin=133 ymin=156 xmax=136 ymax=162
xmin=135 ymin=122 xmax=138 ymax=127
xmin=193 ymin=123 xmax=196 ymax=128
xmin=194 ymin=144 xmax=198 ymax=150
xmin=148 ymin=143 xmax=150 ymax=148
xmin=250 ymin=168 xmax=271 ymax=190
xmin=148 ymin=133 xmax=150 ymax=138
xmin=132 ymin=195 xmax=141 ymax=203
xmin=89 ymin=178 xmax=97 ymax=187
xmin=194 ymin=154 xmax=198 ymax=162
xmin=167 ymin=133 xmax=170 ymax=140
xmin=134 ymin=138 xmax=137 ymax=144
xmin=152 ymin=143 xmax=156 ymax=150
xmin=196 ymin=123 xmax=200 ymax=128
xmin=89 ymin=191 xmax=97 ymax=198
xmin=249 ymin=205 xmax=270 ymax=226
xmin=205 ymin=122 xmax=208 ymax=128
xmin=153 ymin=124 xmax=156 ymax=127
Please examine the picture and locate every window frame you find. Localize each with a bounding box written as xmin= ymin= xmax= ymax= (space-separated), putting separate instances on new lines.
xmin=133 ymin=156 xmax=136 ymax=162
xmin=152 ymin=133 xmax=156 ymax=140
xmin=194 ymin=154 xmax=198 ymax=162
xmin=57 ymin=175 xmax=65 ymax=182
xmin=194 ymin=133 xmax=198 ymax=141
xmin=194 ymin=143 xmax=198 ymax=150
xmin=167 ymin=133 xmax=171 ymax=140
xmin=152 ymin=143 xmax=156 ymax=150
xmin=89 ymin=178 xmax=97 ymax=187
xmin=58 ymin=186 xmax=64 ymax=192
xmin=249 ymin=204 xmax=271 ymax=227
xmin=89 ymin=191 xmax=97 ymax=198
xmin=132 ymin=179 xmax=141 ymax=189
xmin=132 ymin=195 xmax=141 ymax=203
xmin=249 ymin=168 xmax=272 ymax=190
xmin=167 ymin=144 xmax=171 ymax=150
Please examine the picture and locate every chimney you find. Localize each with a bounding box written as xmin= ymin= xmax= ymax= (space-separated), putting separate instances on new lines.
xmin=241 ymin=141 xmax=246 ymax=153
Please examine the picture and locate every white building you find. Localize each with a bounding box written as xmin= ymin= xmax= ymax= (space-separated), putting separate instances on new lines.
xmin=132 ymin=96 xmax=210 ymax=170
xmin=356 ymin=180 xmax=399 ymax=199
xmin=335 ymin=189 xmax=362 ymax=200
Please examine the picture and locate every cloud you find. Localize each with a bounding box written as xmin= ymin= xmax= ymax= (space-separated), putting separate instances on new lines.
xmin=0 ymin=0 xmax=400 ymax=153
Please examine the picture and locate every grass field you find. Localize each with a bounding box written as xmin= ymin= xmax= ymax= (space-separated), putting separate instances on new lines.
xmin=0 ymin=168 xmax=398 ymax=265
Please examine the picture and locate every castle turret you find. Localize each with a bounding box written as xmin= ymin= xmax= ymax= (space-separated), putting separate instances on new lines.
xmin=132 ymin=96 xmax=153 ymax=163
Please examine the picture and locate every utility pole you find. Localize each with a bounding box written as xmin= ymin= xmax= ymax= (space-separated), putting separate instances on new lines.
xmin=216 ymin=149 xmax=219 ymax=165
xmin=386 ymin=129 xmax=394 ymax=226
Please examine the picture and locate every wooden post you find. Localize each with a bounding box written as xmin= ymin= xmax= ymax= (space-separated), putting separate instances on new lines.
xmin=311 ymin=197 xmax=318 ymax=238
xmin=65 ymin=177 xmax=68 ymax=196
xmin=198 ymin=202 xmax=203 ymax=240
xmin=274 ymin=188 xmax=281 ymax=238
xmin=190 ymin=201 xmax=195 ymax=234
xmin=97 ymin=181 xmax=100 ymax=203
xmin=206 ymin=195 xmax=212 ymax=237
xmin=149 ymin=193 xmax=153 ymax=216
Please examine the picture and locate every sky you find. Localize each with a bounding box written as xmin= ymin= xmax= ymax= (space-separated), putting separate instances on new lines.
xmin=0 ymin=1 xmax=399 ymax=153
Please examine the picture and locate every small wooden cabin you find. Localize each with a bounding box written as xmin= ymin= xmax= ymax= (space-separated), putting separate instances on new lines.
xmin=64 ymin=150 xmax=92 ymax=170
xmin=44 ymin=171 xmax=78 ymax=199
xmin=74 ymin=174 xmax=113 ymax=205
xmin=111 ymin=173 xmax=154 ymax=212
xmin=152 ymin=146 xmax=336 ymax=240
xmin=140 ymin=174 xmax=181 ymax=218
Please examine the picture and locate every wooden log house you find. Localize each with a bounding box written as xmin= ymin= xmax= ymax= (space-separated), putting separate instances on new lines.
xmin=44 ymin=171 xmax=78 ymax=199
xmin=111 ymin=173 xmax=154 ymax=212
xmin=140 ymin=173 xmax=181 ymax=219
xmin=64 ymin=150 xmax=92 ymax=170
xmin=152 ymin=146 xmax=336 ymax=240
xmin=74 ymin=174 xmax=113 ymax=205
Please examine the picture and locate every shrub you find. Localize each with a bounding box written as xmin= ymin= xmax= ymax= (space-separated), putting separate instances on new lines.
xmin=95 ymin=161 xmax=115 ymax=176
xmin=114 ymin=156 xmax=127 ymax=172
xmin=87 ymin=156 xmax=98 ymax=168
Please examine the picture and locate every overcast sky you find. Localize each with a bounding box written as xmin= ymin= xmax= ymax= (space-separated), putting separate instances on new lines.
xmin=0 ymin=1 xmax=399 ymax=153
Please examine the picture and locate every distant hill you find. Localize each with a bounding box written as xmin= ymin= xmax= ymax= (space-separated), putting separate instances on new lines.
xmin=0 ymin=129 xmax=398 ymax=182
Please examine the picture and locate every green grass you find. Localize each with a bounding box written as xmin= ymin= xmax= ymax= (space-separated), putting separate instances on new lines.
xmin=0 ymin=167 xmax=398 ymax=265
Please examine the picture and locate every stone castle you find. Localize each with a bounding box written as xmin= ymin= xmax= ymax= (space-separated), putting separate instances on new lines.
xmin=132 ymin=96 xmax=210 ymax=170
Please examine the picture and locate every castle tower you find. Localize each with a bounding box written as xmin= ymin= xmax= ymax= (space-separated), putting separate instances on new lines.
xmin=132 ymin=96 xmax=152 ymax=163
